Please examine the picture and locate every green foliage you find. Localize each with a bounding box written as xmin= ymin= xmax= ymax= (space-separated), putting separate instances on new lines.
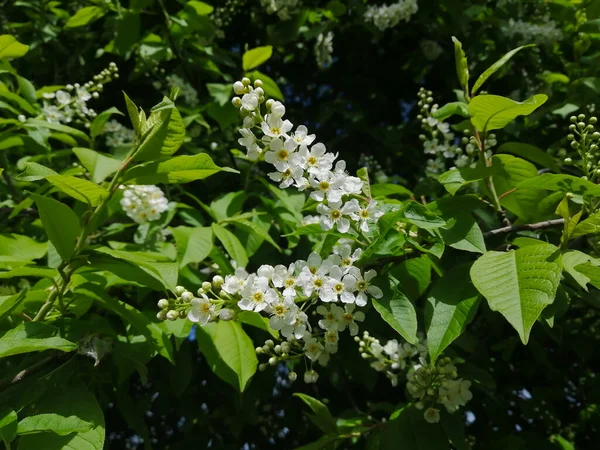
xmin=468 ymin=94 xmax=548 ymax=132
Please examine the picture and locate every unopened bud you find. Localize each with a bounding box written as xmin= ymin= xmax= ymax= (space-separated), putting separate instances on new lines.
xmin=281 ymin=342 xmax=291 ymax=353
xmin=232 ymin=97 xmax=242 ymax=108
xmin=218 ymin=308 xmax=235 ymax=321
xmin=265 ymin=339 xmax=274 ymax=348
xmin=181 ymin=291 xmax=193 ymax=301
xmin=288 ymin=371 xmax=298 ymax=382
xmin=157 ymin=299 xmax=169 ymax=309
xmin=241 ymin=77 xmax=251 ymax=86
xmin=254 ymin=79 xmax=263 ymax=88
xmin=268 ymin=357 xmax=277 ymax=366
xmin=212 ymin=275 xmax=224 ymax=288
xmin=233 ymin=81 xmax=245 ymax=95
xmin=166 ymin=310 xmax=179 ymax=321
xmin=255 ymin=347 xmax=263 ymax=354
xmin=202 ymin=281 xmax=212 ymax=291
xmin=157 ymin=310 xmax=167 ymax=320
xmin=175 ymin=286 xmax=186 ymax=295
xmin=274 ymin=345 xmax=282 ymax=354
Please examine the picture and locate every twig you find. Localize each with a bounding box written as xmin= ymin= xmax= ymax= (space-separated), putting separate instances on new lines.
xmin=484 ymin=218 xmax=565 ymax=237
xmin=0 ymin=354 xmax=55 ymax=391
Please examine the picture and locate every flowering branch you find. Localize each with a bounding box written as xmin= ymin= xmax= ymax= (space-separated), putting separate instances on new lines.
xmin=483 ymin=218 xmax=565 ymax=237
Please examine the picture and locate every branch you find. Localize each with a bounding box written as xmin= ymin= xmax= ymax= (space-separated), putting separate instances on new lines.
xmin=484 ymin=218 xmax=565 ymax=237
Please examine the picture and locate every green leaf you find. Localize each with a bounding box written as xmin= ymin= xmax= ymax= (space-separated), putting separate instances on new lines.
xmin=497 ymin=142 xmax=561 ymax=173
xmin=31 ymin=194 xmax=81 ymax=261
xmin=438 ymin=165 xmax=495 ymax=195
xmin=372 ymin=283 xmax=418 ymax=345
xmin=25 ymin=119 xmax=90 ymax=143
xmin=196 ymin=321 xmax=258 ymax=392
xmin=206 ymin=83 xmax=233 ymax=107
xmin=398 ymin=201 xmax=446 ymax=229
xmin=469 ymin=94 xmax=548 ymax=132
xmin=185 ymin=1 xmax=214 ymax=15
xmin=370 ymin=183 xmax=413 ymax=198
xmin=93 ymin=247 xmax=178 ymax=292
xmin=0 ymin=35 xmax=29 ymax=59
xmin=377 ymin=406 xmax=448 ymax=450
xmin=212 ymin=223 xmax=249 ymax=267
xmin=357 ymin=167 xmax=371 ymax=198
xmin=0 ymin=233 xmax=47 ymax=262
xmin=134 ymin=98 xmax=185 ymax=161
xmin=439 ymin=213 xmax=486 ymax=253
xmin=293 ymin=393 xmax=338 ymax=434
xmin=124 ymin=153 xmax=238 ymax=184
xmin=0 ymin=322 xmax=77 ymax=358
xmin=472 ymin=44 xmax=535 ymax=94
xmin=90 ymin=107 xmax=123 ymax=139
xmin=238 ymin=311 xmax=279 ymax=339
xmin=17 ymin=414 xmax=92 ymax=436
xmin=0 ymin=408 xmax=17 ymax=444
xmin=123 ymin=91 xmax=141 ymax=135
xmin=571 ymin=210 xmax=600 ymax=238
xmin=228 ymin=217 xmax=282 ymax=252
xmin=65 ymin=6 xmax=106 ymax=28
xmin=171 ymin=226 xmax=213 ymax=268
xmin=15 ymin=162 xmax=58 ymax=182
xmin=431 ymin=102 xmax=469 ymax=121
xmin=451 ymin=36 xmax=469 ymax=94
xmin=0 ymin=266 xmax=58 ymax=280
xmin=46 ymin=175 xmax=109 ymax=206
xmin=492 ymin=154 xmax=544 ymax=221
xmin=17 ymin=384 xmax=104 ymax=450
xmin=0 ymin=291 xmax=26 ymax=320
xmin=562 ymin=250 xmax=593 ymax=290
xmin=76 ymin=282 xmax=174 ymax=362
xmin=243 ymin=45 xmax=273 ymax=71
xmin=516 ymin=173 xmax=600 ymax=198
xmin=73 ymin=147 xmax=123 ymax=183
xmin=470 ymin=243 xmax=562 ymax=344
xmin=247 ymin=70 xmax=284 ymax=100
xmin=425 ymin=264 xmax=480 ymax=363
xmin=574 ymin=263 xmax=600 ymax=290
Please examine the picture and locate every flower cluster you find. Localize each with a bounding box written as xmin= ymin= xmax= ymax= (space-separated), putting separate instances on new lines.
xmin=563 ymin=114 xmax=600 ymax=183
xmin=364 ymin=0 xmax=418 ymax=32
xmin=166 ymin=74 xmax=198 ymax=106
xmin=103 ymin=120 xmax=135 ymax=148
xmin=314 ymin=32 xmax=334 ymax=68
xmin=358 ymin=332 xmax=473 ymax=423
xmin=231 ymin=77 xmax=384 ymax=235
xmin=41 ymin=63 xmax=118 ymax=125
xmin=119 ymin=185 xmax=169 ymax=224
xmin=504 ymin=17 xmax=563 ymax=46
xmin=260 ymin=0 xmax=300 ymax=20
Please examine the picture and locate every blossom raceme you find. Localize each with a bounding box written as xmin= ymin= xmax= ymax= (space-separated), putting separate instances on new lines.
xmin=119 ymin=185 xmax=169 ymax=224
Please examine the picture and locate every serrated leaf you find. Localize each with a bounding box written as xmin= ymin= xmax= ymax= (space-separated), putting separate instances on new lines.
xmin=516 ymin=173 xmax=600 ymax=198
xmin=65 ymin=6 xmax=106 ymax=28
xmin=123 ymin=91 xmax=140 ymax=135
xmin=15 ymin=162 xmax=58 ymax=182
xmin=469 ymin=94 xmax=548 ymax=132
xmin=399 ymin=201 xmax=446 ymax=229
xmin=425 ymin=264 xmax=480 ymax=363
xmin=293 ymin=393 xmax=338 ymax=434
xmin=0 ymin=322 xmax=77 ymax=358
xmin=432 ymin=102 xmax=469 ymax=121
xmin=212 ymin=223 xmax=249 ymax=267
xmin=497 ymin=142 xmax=561 ymax=173
xmin=134 ymin=99 xmax=185 ymax=161
xmin=372 ymin=282 xmax=418 ymax=345
xmin=243 ymin=45 xmax=273 ymax=71
xmin=73 ymin=147 xmax=123 ymax=183
xmin=470 ymin=243 xmax=562 ymax=344
xmin=574 ymin=263 xmax=600 ymax=290
xmin=571 ymin=211 xmax=600 ymax=238
xmin=171 ymin=226 xmax=213 ymax=268
xmin=438 ymin=165 xmax=495 ymax=195
xmin=46 ymin=175 xmax=109 ymax=206
xmin=123 ymin=153 xmax=238 ymax=184
xmin=31 ymin=194 xmax=81 ymax=261
xmin=472 ymin=44 xmax=535 ymax=94
xmin=0 ymin=35 xmax=29 ymax=59
xmin=452 ymin=36 xmax=469 ymax=94
xmin=196 ymin=321 xmax=258 ymax=392
xmin=562 ymin=250 xmax=593 ymax=290
xmin=17 ymin=413 xmax=92 ymax=436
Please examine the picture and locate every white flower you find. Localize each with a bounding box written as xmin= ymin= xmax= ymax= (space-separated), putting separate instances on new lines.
xmin=268 ymin=165 xmax=304 ymax=189
xmin=264 ymin=137 xmax=297 ymax=172
xmin=438 ymin=379 xmax=473 ymax=413
xmin=238 ymin=275 xmax=277 ymax=312
xmin=316 ymin=304 xmax=344 ymax=330
xmin=222 ymin=267 xmax=249 ymax=294
xmin=42 ymin=104 xmax=63 ymax=123
xmin=424 ymin=139 xmax=439 ymax=155
xmin=188 ymin=295 xmax=214 ymax=325
xmin=268 ymin=297 xmax=298 ymax=330
xmin=350 ymin=199 xmax=384 ymax=233
xmin=343 ymin=267 xmax=383 ymax=306
xmin=319 ymin=265 xmax=356 ymax=304
xmin=309 ymin=172 xmax=344 ymax=203
xmin=334 ymin=243 xmax=362 ymax=274
xmin=303 ymin=334 xmax=324 ymax=361
xmin=299 ymin=143 xmax=336 ymax=176
xmin=364 ymin=0 xmax=419 ymax=32
xmin=339 ymin=304 xmax=365 ymax=336
xmin=241 ymin=92 xmax=260 ymax=112
xmin=257 ymin=264 xmax=275 ymax=280
xmin=424 ymin=408 xmax=441 ymax=424
xmin=315 ymin=32 xmax=334 ymax=68
xmin=286 ymin=125 xmax=316 ymax=150
xmin=281 ymin=310 xmax=309 ymax=339
xmin=316 ymin=200 xmax=358 ymax=233
xmin=272 ymin=263 xmax=298 ymax=299
xmin=332 ymin=161 xmax=363 ymax=196
xmin=261 ymin=114 xmax=293 ymax=139
xmin=55 ymin=90 xmax=71 ymax=105
xmin=120 ymin=185 xmax=169 ymax=224
xmin=304 ymin=369 xmax=319 ymax=383
xmin=324 ymin=329 xmax=339 ymax=353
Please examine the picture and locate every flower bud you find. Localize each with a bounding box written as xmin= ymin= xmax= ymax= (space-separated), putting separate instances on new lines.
xmin=288 ymin=371 xmax=298 ymax=382
xmin=218 ymin=308 xmax=235 ymax=321
xmin=166 ymin=310 xmax=179 ymax=321
xmin=570 ymin=115 xmax=577 ymax=123
xmin=219 ymin=290 xmax=230 ymax=300
xmin=424 ymin=408 xmax=440 ymax=424
xmin=590 ymin=116 xmax=597 ymax=124
xmin=578 ymin=114 xmax=586 ymax=121
xmin=304 ymin=370 xmax=319 ymax=383
xmin=259 ymin=363 xmax=268 ymax=372
xmin=157 ymin=299 xmax=169 ymax=309
xmin=202 ymin=281 xmax=212 ymax=291
xmin=281 ymin=342 xmax=291 ymax=353
xmin=268 ymin=357 xmax=277 ymax=366
xmin=175 ymin=286 xmax=186 ymax=295
xmin=274 ymin=344 xmax=282 ymax=354
xmin=212 ymin=275 xmax=224 ymax=288
xmin=233 ymin=81 xmax=245 ymax=95
xmin=254 ymin=79 xmax=263 ymax=88
xmin=578 ymin=122 xmax=586 ymax=129
xmin=197 ymin=287 xmax=205 ymax=296
xmin=564 ymin=157 xmax=573 ymax=164
xmin=18 ymin=114 xmax=26 ymax=123
xmin=157 ymin=310 xmax=167 ymax=320
xmin=232 ymin=97 xmax=242 ymax=108
xmin=569 ymin=124 xmax=576 ymax=131
xmin=241 ymin=77 xmax=251 ymax=86
xmin=567 ymin=134 xmax=575 ymax=141
xmin=181 ymin=291 xmax=193 ymax=301
xmin=255 ymin=346 xmax=263 ymax=354
xmin=415 ymin=401 xmax=424 ymax=410
xmin=265 ymin=339 xmax=274 ymax=348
